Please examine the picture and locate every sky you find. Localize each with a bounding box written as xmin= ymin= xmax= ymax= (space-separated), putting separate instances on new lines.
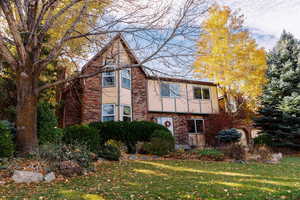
xmin=219 ymin=0 xmax=300 ymax=50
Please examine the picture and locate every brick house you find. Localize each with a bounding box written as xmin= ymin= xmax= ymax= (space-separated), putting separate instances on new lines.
xmin=61 ymin=34 xmax=219 ymax=147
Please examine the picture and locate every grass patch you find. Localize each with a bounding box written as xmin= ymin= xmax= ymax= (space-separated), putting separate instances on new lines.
xmin=1 ymin=157 xmax=300 ymax=199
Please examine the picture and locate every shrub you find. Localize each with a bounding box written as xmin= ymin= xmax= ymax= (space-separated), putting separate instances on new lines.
xmin=97 ymin=144 xmax=121 ymax=161
xmin=0 ymin=120 xmax=15 ymax=157
xmin=37 ymin=102 xmax=63 ymax=144
xmin=143 ymin=129 xmax=175 ymax=156
xmin=89 ymin=121 xmax=171 ymax=153
xmin=253 ymin=133 xmax=273 ymax=146
xmin=196 ymin=149 xmax=224 ymax=161
xmin=39 ymin=143 xmax=94 ymax=169
xmin=216 ymin=128 xmax=241 ymax=143
xmin=222 ymin=144 xmax=246 ymax=160
xmin=63 ymin=125 xmax=100 ymax=153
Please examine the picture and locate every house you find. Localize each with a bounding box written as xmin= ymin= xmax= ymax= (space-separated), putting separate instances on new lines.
xmin=61 ymin=34 xmax=219 ymax=147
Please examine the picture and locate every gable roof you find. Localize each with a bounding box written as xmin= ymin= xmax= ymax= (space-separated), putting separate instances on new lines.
xmin=81 ymin=34 xmax=216 ymax=86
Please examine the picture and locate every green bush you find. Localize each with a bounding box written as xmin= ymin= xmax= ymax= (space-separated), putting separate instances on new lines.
xmin=196 ymin=149 xmax=224 ymax=161
xmin=143 ymin=129 xmax=175 ymax=156
xmin=39 ymin=143 xmax=95 ymax=169
xmin=97 ymin=144 xmax=121 ymax=161
xmin=89 ymin=121 xmax=170 ymax=153
xmin=63 ymin=125 xmax=100 ymax=153
xmin=0 ymin=120 xmax=15 ymax=157
xmin=37 ymin=102 xmax=63 ymax=144
xmin=253 ymin=133 xmax=273 ymax=146
xmin=216 ymin=128 xmax=241 ymax=143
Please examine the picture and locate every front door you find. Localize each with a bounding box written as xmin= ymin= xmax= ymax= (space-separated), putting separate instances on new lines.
xmin=157 ymin=117 xmax=174 ymax=135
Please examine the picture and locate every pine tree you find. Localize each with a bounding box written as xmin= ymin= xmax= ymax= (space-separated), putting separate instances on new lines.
xmin=255 ymin=31 xmax=300 ymax=148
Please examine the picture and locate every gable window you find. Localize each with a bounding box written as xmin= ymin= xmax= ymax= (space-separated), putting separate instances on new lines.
xmin=122 ymin=105 xmax=132 ymax=121
xmin=121 ymin=69 xmax=131 ymax=89
xmin=102 ymin=104 xmax=115 ymax=121
xmin=160 ymin=83 xmax=180 ymax=98
xmin=187 ymin=119 xmax=205 ymax=134
xmin=193 ymin=87 xmax=210 ymax=100
xmin=102 ymin=71 xmax=115 ymax=87
xmin=105 ymin=58 xmax=115 ymax=66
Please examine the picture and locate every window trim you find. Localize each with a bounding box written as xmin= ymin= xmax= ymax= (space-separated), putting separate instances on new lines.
xmin=187 ymin=119 xmax=205 ymax=134
xmin=121 ymin=69 xmax=131 ymax=89
xmin=102 ymin=71 xmax=116 ymax=88
xmin=193 ymin=86 xmax=211 ymax=100
xmin=102 ymin=104 xmax=115 ymax=122
xmin=160 ymin=82 xmax=181 ymax=98
xmin=121 ymin=104 xmax=132 ymax=121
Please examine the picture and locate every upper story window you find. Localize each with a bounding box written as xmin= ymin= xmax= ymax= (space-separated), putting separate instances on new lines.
xmin=102 ymin=71 xmax=115 ymax=87
xmin=160 ymin=83 xmax=180 ymax=98
xmin=193 ymin=87 xmax=210 ymax=100
xmin=187 ymin=119 xmax=204 ymax=134
xmin=102 ymin=104 xmax=115 ymax=121
xmin=121 ymin=69 xmax=131 ymax=89
xmin=122 ymin=105 xmax=132 ymax=121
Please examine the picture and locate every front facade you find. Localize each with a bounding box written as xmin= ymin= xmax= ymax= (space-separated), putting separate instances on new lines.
xmin=62 ymin=35 xmax=219 ymax=147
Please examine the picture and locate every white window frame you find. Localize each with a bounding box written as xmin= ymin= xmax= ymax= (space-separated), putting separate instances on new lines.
xmin=160 ymin=83 xmax=180 ymax=98
xmin=187 ymin=119 xmax=205 ymax=134
xmin=102 ymin=104 xmax=115 ymax=122
xmin=102 ymin=71 xmax=115 ymax=87
xmin=193 ymin=87 xmax=211 ymax=100
xmin=121 ymin=105 xmax=132 ymax=121
xmin=121 ymin=69 xmax=131 ymax=89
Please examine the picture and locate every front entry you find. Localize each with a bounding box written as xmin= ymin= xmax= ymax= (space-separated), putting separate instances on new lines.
xmin=157 ymin=117 xmax=174 ymax=135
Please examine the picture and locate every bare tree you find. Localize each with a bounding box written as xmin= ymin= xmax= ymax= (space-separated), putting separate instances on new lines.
xmin=0 ymin=0 xmax=208 ymax=155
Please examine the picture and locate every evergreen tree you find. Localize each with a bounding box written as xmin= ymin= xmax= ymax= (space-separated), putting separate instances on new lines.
xmin=255 ymin=31 xmax=300 ymax=148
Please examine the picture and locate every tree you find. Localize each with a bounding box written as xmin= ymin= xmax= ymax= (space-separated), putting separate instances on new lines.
xmin=194 ymin=5 xmax=267 ymax=111
xmin=255 ymin=31 xmax=300 ymax=148
xmin=0 ymin=0 xmax=206 ymax=155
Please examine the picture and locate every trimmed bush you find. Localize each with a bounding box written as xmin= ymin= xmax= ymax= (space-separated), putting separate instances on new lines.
xmin=37 ymin=102 xmax=63 ymax=144
xmin=63 ymin=125 xmax=100 ymax=153
xmin=0 ymin=120 xmax=15 ymax=157
xmin=89 ymin=121 xmax=171 ymax=153
xmin=97 ymin=144 xmax=121 ymax=161
xmin=216 ymin=128 xmax=241 ymax=143
xmin=142 ymin=129 xmax=175 ymax=156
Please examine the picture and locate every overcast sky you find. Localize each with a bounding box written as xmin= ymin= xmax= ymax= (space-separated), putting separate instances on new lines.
xmin=219 ymin=0 xmax=300 ymax=50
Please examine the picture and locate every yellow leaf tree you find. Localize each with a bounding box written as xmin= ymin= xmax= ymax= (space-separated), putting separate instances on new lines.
xmin=194 ymin=5 xmax=267 ymax=111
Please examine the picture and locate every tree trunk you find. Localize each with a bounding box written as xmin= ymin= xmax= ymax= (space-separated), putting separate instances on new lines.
xmin=15 ymin=72 xmax=38 ymax=155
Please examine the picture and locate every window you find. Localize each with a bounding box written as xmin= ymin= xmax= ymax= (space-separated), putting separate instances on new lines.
xmin=122 ymin=105 xmax=132 ymax=121
xmin=102 ymin=104 xmax=115 ymax=121
xmin=193 ymin=87 xmax=210 ymax=100
xmin=105 ymin=58 xmax=115 ymax=66
xmin=160 ymin=83 xmax=180 ymax=97
xmin=187 ymin=119 xmax=205 ymax=134
xmin=121 ymin=69 xmax=131 ymax=89
xmin=102 ymin=71 xmax=115 ymax=87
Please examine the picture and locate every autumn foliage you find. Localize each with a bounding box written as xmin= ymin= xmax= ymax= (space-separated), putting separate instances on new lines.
xmin=194 ymin=5 xmax=267 ymax=110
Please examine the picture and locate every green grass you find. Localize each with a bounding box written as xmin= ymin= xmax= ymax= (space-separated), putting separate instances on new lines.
xmin=1 ymin=157 xmax=300 ymax=200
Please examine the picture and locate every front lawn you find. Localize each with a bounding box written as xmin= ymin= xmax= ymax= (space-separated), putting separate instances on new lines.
xmin=1 ymin=157 xmax=300 ymax=200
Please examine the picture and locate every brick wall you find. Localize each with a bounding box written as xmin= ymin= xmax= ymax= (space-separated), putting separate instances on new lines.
xmin=81 ymin=59 xmax=103 ymax=124
xmin=61 ymin=80 xmax=82 ymax=127
xmin=131 ymin=67 xmax=148 ymax=121
xmin=148 ymin=112 xmax=209 ymax=145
